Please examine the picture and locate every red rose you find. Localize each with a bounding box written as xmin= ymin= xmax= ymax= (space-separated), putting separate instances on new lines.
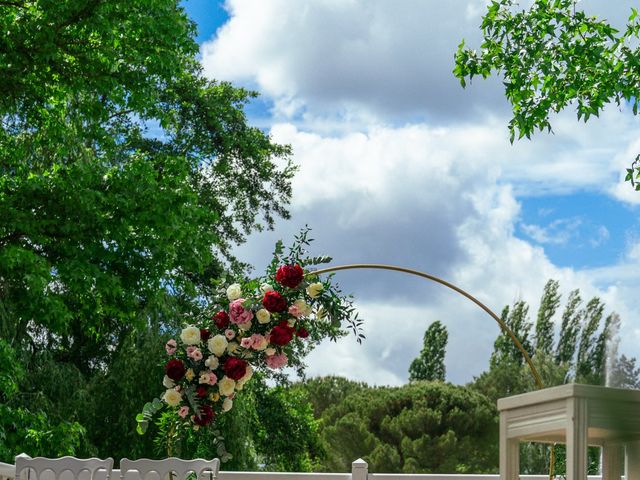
xmin=270 ymin=321 xmax=295 ymax=346
xmin=296 ymin=327 xmax=309 ymax=338
xmin=193 ymin=405 xmax=214 ymax=426
xmin=214 ymin=311 xmax=230 ymax=329
xmin=224 ymin=357 xmax=248 ymax=380
xmin=200 ymin=328 xmax=211 ymax=342
xmin=196 ymin=386 xmax=208 ymax=398
xmin=275 ymin=264 xmax=304 ymax=288
xmin=165 ymin=359 xmax=186 ymax=381
xmin=262 ymin=290 xmax=287 ymax=313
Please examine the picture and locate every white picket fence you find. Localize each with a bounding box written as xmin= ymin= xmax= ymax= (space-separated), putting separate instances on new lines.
xmin=0 ymin=458 xmax=605 ymax=480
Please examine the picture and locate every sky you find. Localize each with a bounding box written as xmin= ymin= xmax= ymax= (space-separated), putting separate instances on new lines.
xmin=183 ymin=0 xmax=640 ymax=386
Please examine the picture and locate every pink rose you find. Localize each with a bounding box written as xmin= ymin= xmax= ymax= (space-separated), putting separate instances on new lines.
xmin=165 ymin=339 xmax=177 ymax=355
xmin=265 ymin=352 xmax=288 ymax=369
xmin=225 ymin=328 xmax=236 ymax=340
xmin=250 ymin=333 xmax=268 ymax=350
xmin=240 ymin=337 xmax=252 ymax=348
xmin=288 ymin=305 xmax=303 ymax=318
xmin=187 ymin=346 xmax=202 ymax=361
xmin=178 ymin=406 xmax=189 ymax=418
xmin=229 ymin=299 xmax=254 ymax=325
xmin=208 ymin=372 xmax=218 ymax=385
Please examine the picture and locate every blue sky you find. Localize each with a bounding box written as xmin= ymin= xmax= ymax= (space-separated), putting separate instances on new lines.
xmin=182 ymin=0 xmax=640 ymax=385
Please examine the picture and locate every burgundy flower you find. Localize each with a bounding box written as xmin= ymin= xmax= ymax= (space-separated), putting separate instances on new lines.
xmin=200 ymin=328 xmax=211 ymax=342
xmin=165 ymin=359 xmax=186 ymax=382
xmin=296 ymin=327 xmax=309 ymax=338
xmin=193 ymin=405 xmax=214 ymax=426
xmin=270 ymin=321 xmax=296 ymax=346
xmin=196 ymin=386 xmax=208 ymax=398
xmin=224 ymin=357 xmax=248 ymax=380
xmin=213 ymin=311 xmax=230 ymax=329
xmin=262 ymin=290 xmax=287 ymax=313
xmin=275 ymin=264 xmax=304 ymax=288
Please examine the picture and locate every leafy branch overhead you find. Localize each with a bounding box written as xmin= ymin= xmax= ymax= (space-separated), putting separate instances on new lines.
xmin=453 ymin=0 xmax=640 ymax=188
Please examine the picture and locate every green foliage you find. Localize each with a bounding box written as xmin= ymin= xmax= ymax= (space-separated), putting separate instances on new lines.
xmin=473 ymin=279 xmax=637 ymax=474
xmin=454 ymin=0 xmax=640 ymax=185
xmin=0 ymin=0 xmax=294 ymax=461
xmin=555 ymin=289 xmax=582 ymax=365
xmin=491 ymin=302 xmax=533 ymax=368
xmin=317 ymin=381 xmax=498 ymax=474
xmin=534 ymin=280 xmax=560 ymax=354
xmin=409 ymin=320 xmax=448 ymax=382
xmin=0 ymin=339 xmax=86 ymax=462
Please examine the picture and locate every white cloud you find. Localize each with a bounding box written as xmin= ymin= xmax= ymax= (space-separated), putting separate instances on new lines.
xmin=234 ymin=122 xmax=640 ymax=385
xmin=204 ymin=0 xmax=640 ymax=385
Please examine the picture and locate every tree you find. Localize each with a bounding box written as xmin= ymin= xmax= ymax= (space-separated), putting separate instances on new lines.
xmin=1 ymin=0 xmax=293 ymax=361
xmin=1 ymin=0 xmax=293 ymax=459
xmin=409 ymin=320 xmax=448 ymax=382
xmin=575 ymin=298 xmax=605 ymax=382
xmin=608 ymin=355 xmax=640 ymax=389
xmin=555 ymin=290 xmax=582 ymax=365
xmin=454 ymin=0 xmax=640 ymax=187
xmin=491 ymin=301 xmax=533 ymax=368
xmin=318 ymin=381 xmax=498 ymax=473
xmin=534 ymin=280 xmax=560 ymax=355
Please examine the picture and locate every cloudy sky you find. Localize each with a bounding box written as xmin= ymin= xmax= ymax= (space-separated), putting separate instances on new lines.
xmin=184 ymin=0 xmax=640 ymax=385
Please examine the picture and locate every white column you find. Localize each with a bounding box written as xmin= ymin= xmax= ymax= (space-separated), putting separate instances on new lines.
xmin=566 ymin=397 xmax=588 ymax=480
xmin=351 ymin=458 xmax=368 ymax=480
xmin=500 ymin=412 xmax=519 ymax=480
xmin=602 ymin=442 xmax=624 ymax=480
xmin=625 ymin=440 xmax=640 ymax=480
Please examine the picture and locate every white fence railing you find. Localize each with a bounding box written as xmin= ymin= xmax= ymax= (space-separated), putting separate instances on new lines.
xmin=0 ymin=458 xmax=606 ymax=480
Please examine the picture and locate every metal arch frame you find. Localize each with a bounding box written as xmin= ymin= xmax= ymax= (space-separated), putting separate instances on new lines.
xmin=309 ymin=263 xmax=544 ymax=390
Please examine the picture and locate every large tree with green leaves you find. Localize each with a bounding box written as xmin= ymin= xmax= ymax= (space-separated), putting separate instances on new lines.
xmin=0 ymin=0 xmax=293 ymax=460
xmin=454 ymin=0 xmax=640 ymax=188
xmin=1 ymin=0 xmax=293 ymax=359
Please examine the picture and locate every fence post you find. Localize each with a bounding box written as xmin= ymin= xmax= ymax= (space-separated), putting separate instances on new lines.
xmin=351 ymin=458 xmax=368 ymax=480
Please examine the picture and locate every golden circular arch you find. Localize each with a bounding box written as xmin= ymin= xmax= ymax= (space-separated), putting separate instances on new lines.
xmin=310 ymin=263 xmax=544 ymax=390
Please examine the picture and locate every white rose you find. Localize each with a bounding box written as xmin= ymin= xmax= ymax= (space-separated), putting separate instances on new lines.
xmin=226 ymin=283 xmax=242 ymax=301
xmin=306 ymin=282 xmax=323 ymax=299
xmin=205 ymin=355 xmax=219 ymax=370
xmin=222 ymin=397 xmax=233 ymax=412
xmin=256 ymin=308 xmax=271 ymax=324
xmin=227 ymin=341 xmax=239 ymax=354
xmin=293 ymin=299 xmax=312 ymax=316
xmin=218 ymin=376 xmax=236 ymax=396
xmin=180 ymin=325 xmax=201 ymax=345
xmin=238 ymin=320 xmax=252 ymax=331
xmin=162 ymin=375 xmax=175 ymax=388
xmin=265 ymin=347 xmax=276 ymax=356
xmin=163 ymin=388 xmax=182 ymax=407
xmin=207 ymin=334 xmax=228 ymax=356
xmin=260 ymin=283 xmax=274 ymax=293
xmin=241 ymin=364 xmax=254 ymax=382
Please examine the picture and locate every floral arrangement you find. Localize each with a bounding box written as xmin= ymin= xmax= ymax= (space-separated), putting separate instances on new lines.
xmin=136 ymin=231 xmax=363 ymax=453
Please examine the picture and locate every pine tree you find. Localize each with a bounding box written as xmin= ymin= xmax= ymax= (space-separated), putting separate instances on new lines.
xmin=534 ymin=280 xmax=560 ymax=354
xmin=555 ymin=290 xmax=582 ymax=365
xmin=409 ymin=321 xmax=448 ymax=382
